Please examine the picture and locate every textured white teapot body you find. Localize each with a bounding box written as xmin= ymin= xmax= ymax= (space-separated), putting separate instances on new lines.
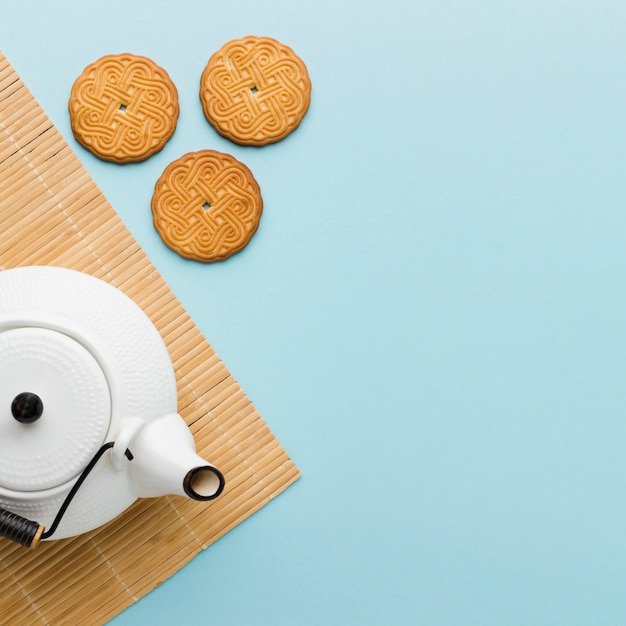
xmin=0 ymin=266 xmax=224 ymax=547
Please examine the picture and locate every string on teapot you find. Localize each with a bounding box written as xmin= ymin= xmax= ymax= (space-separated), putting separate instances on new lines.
xmin=0 ymin=441 xmax=133 ymax=549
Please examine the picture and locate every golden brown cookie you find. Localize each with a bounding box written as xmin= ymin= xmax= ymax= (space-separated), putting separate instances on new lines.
xmin=199 ymin=36 xmax=311 ymax=146
xmin=69 ymin=53 xmax=179 ymax=163
xmin=151 ymin=150 xmax=263 ymax=262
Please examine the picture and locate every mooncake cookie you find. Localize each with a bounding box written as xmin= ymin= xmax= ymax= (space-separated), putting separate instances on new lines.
xmin=69 ymin=53 xmax=179 ymax=163
xmin=199 ymin=36 xmax=311 ymax=146
xmin=151 ymin=150 xmax=263 ymax=262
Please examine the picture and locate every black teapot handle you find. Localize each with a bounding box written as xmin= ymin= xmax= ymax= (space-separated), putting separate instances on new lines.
xmin=0 ymin=442 xmax=133 ymax=548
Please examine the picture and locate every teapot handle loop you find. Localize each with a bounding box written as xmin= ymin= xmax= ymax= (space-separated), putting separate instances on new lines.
xmin=111 ymin=417 xmax=144 ymax=470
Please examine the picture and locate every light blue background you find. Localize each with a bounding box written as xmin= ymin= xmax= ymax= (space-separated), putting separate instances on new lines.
xmin=2 ymin=1 xmax=626 ymax=624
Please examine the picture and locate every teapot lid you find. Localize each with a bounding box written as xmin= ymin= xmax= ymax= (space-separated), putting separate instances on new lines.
xmin=0 ymin=326 xmax=111 ymax=492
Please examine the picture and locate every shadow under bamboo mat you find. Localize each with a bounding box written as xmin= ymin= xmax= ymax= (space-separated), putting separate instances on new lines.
xmin=0 ymin=51 xmax=300 ymax=625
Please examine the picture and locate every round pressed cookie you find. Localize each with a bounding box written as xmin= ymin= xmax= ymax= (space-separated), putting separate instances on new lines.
xmin=69 ymin=53 xmax=179 ymax=163
xmin=200 ymin=36 xmax=311 ymax=146
xmin=151 ymin=150 xmax=263 ymax=262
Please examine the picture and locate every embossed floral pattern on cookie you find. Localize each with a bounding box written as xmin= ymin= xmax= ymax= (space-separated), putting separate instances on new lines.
xmin=200 ymin=36 xmax=311 ymax=146
xmin=69 ymin=53 xmax=179 ymax=163
xmin=151 ymin=150 xmax=263 ymax=262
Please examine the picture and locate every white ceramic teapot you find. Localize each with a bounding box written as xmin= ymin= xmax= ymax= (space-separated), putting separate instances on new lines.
xmin=0 ymin=266 xmax=224 ymax=548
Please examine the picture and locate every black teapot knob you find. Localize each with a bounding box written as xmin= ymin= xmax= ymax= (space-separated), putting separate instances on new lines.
xmin=11 ymin=392 xmax=44 ymax=424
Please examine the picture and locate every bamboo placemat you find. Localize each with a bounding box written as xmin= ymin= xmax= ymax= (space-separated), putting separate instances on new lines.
xmin=0 ymin=51 xmax=300 ymax=625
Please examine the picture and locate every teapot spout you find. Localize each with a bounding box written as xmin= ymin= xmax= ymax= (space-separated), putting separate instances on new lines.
xmin=123 ymin=413 xmax=225 ymax=501
xmin=183 ymin=465 xmax=225 ymax=501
